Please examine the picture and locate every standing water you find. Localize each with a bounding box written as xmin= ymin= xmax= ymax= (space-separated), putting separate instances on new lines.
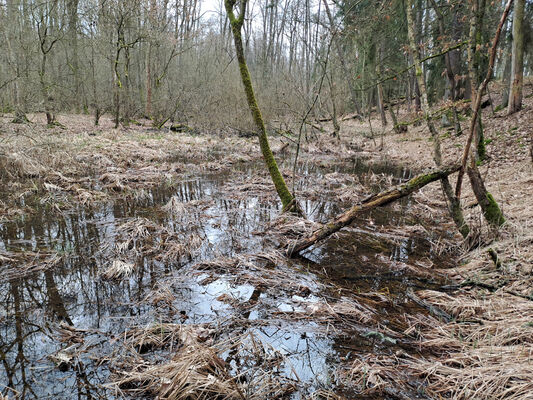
xmin=0 ymin=158 xmax=453 ymax=399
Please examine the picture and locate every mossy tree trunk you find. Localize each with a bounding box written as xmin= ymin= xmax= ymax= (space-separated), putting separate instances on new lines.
xmin=224 ymin=0 xmax=294 ymax=209
xmin=455 ymin=0 xmax=512 ymax=228
xmin=406 ymin=0 xmax=470 ymax=239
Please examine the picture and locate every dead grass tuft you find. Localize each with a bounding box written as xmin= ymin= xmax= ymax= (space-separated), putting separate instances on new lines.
xmin=0 ymin=251 xmax=61 ymax=281
xmin=111 ymin=324 xmax=244 ymax=399
xmin=111 ymin=217 xmax=204 ymax=266
xmin=100 ymin=260 xmax=134 ymax=280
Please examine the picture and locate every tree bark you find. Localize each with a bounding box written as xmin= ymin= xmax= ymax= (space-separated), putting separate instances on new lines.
xmin=500 ymin=25 xmax=513 ymax=108
xmin=376 ymin=45 xmax=387 ymax=127
xmin=467 ymin=166 xmax=506 ymax=227
xmin=508 ymin=0 xmax=525 ymax=114
xmin=225 ymin=0 xmax=294 ymax=209
xmin=287 ymin=165 xmax=461 ymax=256
xmin=406 ymin=0 xmax=470 ymax=238
xmin=454 ymin=0 xmax=512 ymax=228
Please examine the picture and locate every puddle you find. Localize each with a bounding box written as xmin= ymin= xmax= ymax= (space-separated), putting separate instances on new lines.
xmin=0 ymin=158 xmax=451 ymax=398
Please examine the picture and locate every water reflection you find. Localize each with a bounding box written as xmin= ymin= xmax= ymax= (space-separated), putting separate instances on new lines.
xmin=1 ymin=160 xmax=443 ymax=398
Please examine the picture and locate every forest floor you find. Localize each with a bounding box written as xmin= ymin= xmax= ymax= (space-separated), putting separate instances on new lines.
xmin=341 ymin=83 xmax=533 ymax=398
xmin=0 ymin=82 xmax=532 ymax=399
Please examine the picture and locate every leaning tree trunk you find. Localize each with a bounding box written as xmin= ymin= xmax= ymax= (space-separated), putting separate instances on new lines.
xmin=508 ymin=0 xmax=525 ymax=115
xmin=287 ymin=165 xmax=461 ymax=256
xmin=406 ymin=0 xmax=470 ymax=239
xmin=224 ymin=0 xmax=294 ymax=209
xmin=455 ymin=0 xmax=512 ymax=228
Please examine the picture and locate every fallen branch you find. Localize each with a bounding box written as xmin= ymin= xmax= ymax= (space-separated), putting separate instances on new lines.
xmin=445 ymin=279 xmax=533 ymax=302
xmin=286 ymin=164 xmax=460 ymax=256
xmin=406 ymin=289 xmax=452 ymax=322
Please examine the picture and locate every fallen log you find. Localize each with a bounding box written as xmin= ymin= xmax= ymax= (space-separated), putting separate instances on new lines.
xmin=287 ymin=164 xmax=460 ymax=256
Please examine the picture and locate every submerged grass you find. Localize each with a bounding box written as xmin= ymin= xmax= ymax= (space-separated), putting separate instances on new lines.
xmin=2 ymin=105 xmax=531 ymax=399
xmin=111 ymin=324 xmax=302 ymax=400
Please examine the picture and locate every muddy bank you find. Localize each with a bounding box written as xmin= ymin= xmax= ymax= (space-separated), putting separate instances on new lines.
xmin=0 ymin=119 xmax=460 ymax=399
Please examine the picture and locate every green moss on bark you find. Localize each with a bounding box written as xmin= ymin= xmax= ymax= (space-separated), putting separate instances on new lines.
xmin=477 ymin=119 xmax=486 ymax=161
xmin=225 ymin=0 xmax=294 ymax=208
xmin=485 ymin=192 xmax=506 ymax=227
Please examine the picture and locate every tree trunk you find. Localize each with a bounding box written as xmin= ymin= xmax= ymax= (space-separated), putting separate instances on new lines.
xmin=467 ymin=166 xmax=506 ymax=227
xmin=455 ymin=0 xmax=512 ymax=228
xmin=429 ymin=0 xmax=461 ymax=133
xmin=406 ymin=0 xmax=470 ymax=238
xmin=287 ymin=165 xmax=461 ymax=256
xmin=508 ymin=0 xmax=525 ymax=114
xmin=67 ymin=0 xmax=80 ymax=112
xmin=225 ymin=0 xmax=294 ymax=209
xmin=6 ymin=0 xmax=28 ymax=123
xmin=146 ymin=0 xmax=156 ymax=118
xmin=322 ymin=0 xmax=361 ymax=116
xmin=376 ymin=45 xmax=387 ymax=127
xmin=500 ymin=24 xmax=513 ymax=108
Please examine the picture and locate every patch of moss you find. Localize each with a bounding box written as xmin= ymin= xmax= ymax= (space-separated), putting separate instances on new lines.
xmin=485 ymin=192 xmax=505 ymax=227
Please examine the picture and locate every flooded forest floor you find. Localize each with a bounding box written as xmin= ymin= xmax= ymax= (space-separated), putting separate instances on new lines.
xmin=0 ymin=90 xmax=532 ymax=400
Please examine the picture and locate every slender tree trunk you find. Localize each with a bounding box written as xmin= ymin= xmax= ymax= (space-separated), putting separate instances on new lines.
xmin=67 ymin=0 xmax=80 ymax=112
xmin=40 ymin=52 xmax=56 ymax=126
xmin=6 ymin=0 xmax=28 ymax=123
xmin=322 ymin=0 xmax=361 ymax=116
xmin=508 ymin=0 xmax=525 ymax=114
xmin=146 ymin=0 xmax=156 ymax=118
xmin=224 ymin=0 xmax=294 ymax=209
xmin=376 ymin=44 xmax=387 ymax=127
xmin=500 ymin=34 xmax=512 ymax=108
xmin=114 ymin=43 xmax=121 ymax=128
xmin=327 ymin=74 xmax=340 ymax=138
xmin=455 ymin=0 xmax=512 ymax=228
xmin=429 ymin=0 xmax=461 ymax=135
xmin=406 ymin=0 xmax=470 ymax=239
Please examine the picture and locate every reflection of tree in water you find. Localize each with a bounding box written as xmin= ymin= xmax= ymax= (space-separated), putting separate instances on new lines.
xmin=0 ymin=176 xmax=236 ymax=397
xmin=0 ymin=202 xmax=136 ymax=397
xmin=1 ymin=279 xmax=35 ymax=398
xmin=1 ymin=165 xmax=424 ymax=397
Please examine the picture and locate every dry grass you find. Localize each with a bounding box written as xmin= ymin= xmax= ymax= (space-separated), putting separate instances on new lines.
xmin=110 ymin=324 xmax=301 ymax=400
xmin=0 ymin=114 xmax=265 ymax=214
xmin=0 ymin=251 xmax=61 ymax=281
xmin=412 ymin=346 xmax=533 ymax=399
xmin=334 ymin=83 xmax=533 ymax=399
xmin=1 ymin=86 xmax=531 ymax=399
xmin=99 ymin=217 xmax=204 ymax=279
xmin=100 ymin=260 xmax=134 ymax=280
